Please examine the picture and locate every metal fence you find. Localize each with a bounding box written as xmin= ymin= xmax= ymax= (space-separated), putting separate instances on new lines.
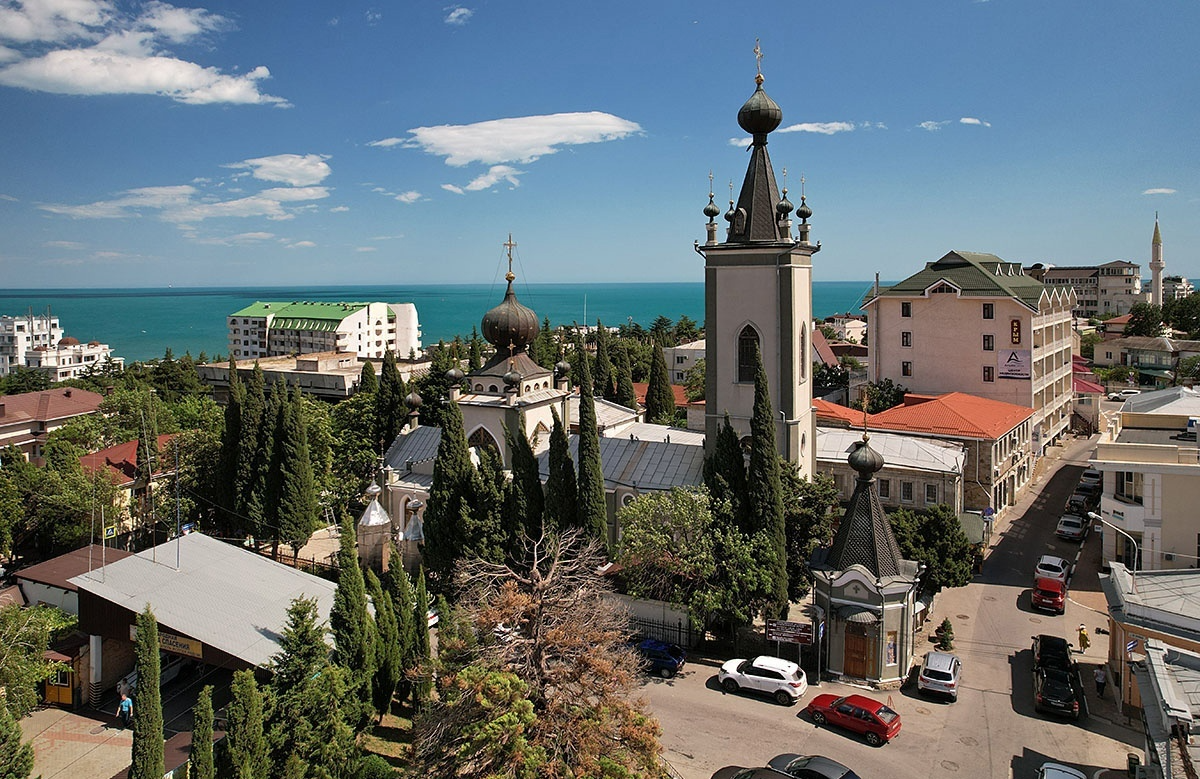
xmin=629 ymin=615 xmax=695 ymax=647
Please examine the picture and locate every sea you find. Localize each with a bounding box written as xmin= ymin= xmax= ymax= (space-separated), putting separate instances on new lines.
xmin=0 ymin=281 xmax=879 ymax=363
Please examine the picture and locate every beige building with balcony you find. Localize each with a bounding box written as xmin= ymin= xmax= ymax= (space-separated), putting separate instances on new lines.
xmin=228 ymin=300 xmax=421 ymax=361
xmin=865 ymin=250 xmax=1075 ymax=453
xmin=1026 ymin=259 xmax=1146 ymax=319
xmin=1091 ymin=386 xmax=1200 ymax=572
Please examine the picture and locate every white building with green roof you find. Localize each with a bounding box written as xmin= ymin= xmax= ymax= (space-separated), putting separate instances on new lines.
xmin=228 ymin=300 xmax=420 ymax=360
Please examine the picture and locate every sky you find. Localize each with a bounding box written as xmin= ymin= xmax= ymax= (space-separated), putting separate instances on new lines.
xmin=0 ymin=0 xmax=1196 ymax=289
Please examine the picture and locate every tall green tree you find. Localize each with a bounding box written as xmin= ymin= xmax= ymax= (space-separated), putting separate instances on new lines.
xmin=358 ymin=360 xmax=378 ymax=394
xmin=468 ymin=325 xmax=485 ymax=371
xmin=260 ymin=379 xmax=288 ymax=556
xmin=0 ymin=603 xmax=75 ymax=720
xmin=0 ymin=703 xmax=34 ymax=779
xmin=224 ymin=669 xmax=268 ymax=779
xmin=593 ymin=320 xmax=615 ymax=400
xmin=781 ymin=470 xmax=838 ymax=602
xmin=412 ymin=341 xmax=459 ymax=430
xmin=544 ymin=409 xmax=577 ymax=533
xmin=614 ymin=343 xmax=638 ymax=411
xmin=330 ymin=514 xmax=377 ymax=723
xmin=218 ymin=357 xmax=244 ymax=519
xmin=422 ymin=399 xmax=475 ymax=589
xmin=413 ymin=568 xmax=433 ymax=708
xmin=365 ymin=569 xmax=402 ymax=719
xmin=683 ymin=358 xmax=706 ymax=402
xmin=1165 ymin=294 xmax=1200 ymax=337
xmin=574 ymin=342 xmax=608 ymax=544
xmin=190 ymin=685 xmax=216 ymax=779
xmin=531 ymin=318 xmax=557 ymax=370
xmin=1125 ymin=302 xmax=1165 ymax=338
xmin=890 ymin=505 xmax=974 ymax=593
xmin=746 ymin=346 xmax=788 ymax=618
xmin=376 ymin=350 xmax=405 ymax=450
xmin=276 ymin=388 xmax=320 ymax=560
xmin=469 ymin=446 xmax=509 ymax=564
xmin=130 ymin=606 xmax=164 ymax=779
xmin=850 ymin=378 xmax=908 ymax=414
xmin=383 ymin=546 xmax=417 ymax=705
xmin=648 ymin=315 xmax=675 ymax=346
xmin=505 ymin=418 xmax=544 ymax=539
xmin=645 ymin=344 xmax=676 ymax=425
xmin=329 ymin=392 xmax=379 ymax=505
xmin=235 ymin=364 xmax=267 ymax=527
xmin=269 ymin=597 xmax=328 ymax=701
xmin=673 ymin=314 xmax=700 ymax=344
xmin=704 ymin=414 xmax=748 ymax=532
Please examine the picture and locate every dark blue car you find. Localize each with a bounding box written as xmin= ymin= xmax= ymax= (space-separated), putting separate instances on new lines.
xmin=632 ymin=639 xmax=686 ymax=678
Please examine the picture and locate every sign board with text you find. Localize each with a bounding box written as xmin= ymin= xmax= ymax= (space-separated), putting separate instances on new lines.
xmin=998 ymin=350 xmax=1031 ymax=379
xmin=766 ymin=619 xmax=813 ymax=645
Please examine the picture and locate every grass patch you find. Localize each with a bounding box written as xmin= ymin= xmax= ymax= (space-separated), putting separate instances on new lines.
xmin=361 ymin=699 xmax=415 ymax=767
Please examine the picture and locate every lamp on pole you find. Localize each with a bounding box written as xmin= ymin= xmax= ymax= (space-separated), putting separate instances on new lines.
xmin=1088 ymin=511 xmax=1138 ymax=592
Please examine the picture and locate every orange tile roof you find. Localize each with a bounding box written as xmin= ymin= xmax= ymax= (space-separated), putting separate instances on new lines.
xmin=631 ymin=382 xmax=689 ymax=407
xmin=868 ymin=392 xmax=1034 ymax=440
xmin=80 ymin=434 xmax=175 ymax=486
xmin=813 ymin=398 xmax=865 ymax=426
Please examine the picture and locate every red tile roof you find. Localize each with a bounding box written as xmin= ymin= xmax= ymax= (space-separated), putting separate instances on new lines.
xmin=631 ymin=382 xmax=689 ymax=407
xmin=813 ymin=398 xmax=865 ymax=427
xmin=869 ymin=392 xmax=1034 ymax=440
xmin=80 ymin=434 xmax=175 ymax=486
xmin=1074 ymin=376 xmax=1105 ymax=394
xmin=811 ymin=328 xmax=839 ymax=367
xmin=0 ymin=387 xmax=104 ymax=424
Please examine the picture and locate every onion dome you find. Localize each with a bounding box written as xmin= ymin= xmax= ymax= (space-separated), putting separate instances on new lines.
xmin=554 ymin=360 xmax=571 ymax=377
xmin=724 ymin=199 xmax=736 ymax=224
xmin=796 ymin=194 xmax=812 ymax=221
xmin=481 ymin=269 xmax=539 ymax=351
xmin=404 ymin=391 xmax=423 ymax=409
xmin=848 ymin=435 xmax=884 ymax=477
xmin=703 ymin=192 xmax=721 ymax=222
xmin=364 ymin=483 xmax=382 ymax=500
xmin=445 ymin=367 xmax=465 ymax=383
xmin=776 ymin=187 xmax=793 ymax=219
xmin=503 ymin=368 xmax=522 ymax=388
xmin=59 ymin=336 xmax=80 ymax=347
xmin=737 ymin=73 xmax=782 ymax=138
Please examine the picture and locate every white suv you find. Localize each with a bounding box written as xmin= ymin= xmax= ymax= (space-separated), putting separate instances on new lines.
xmin=718 ymin=655 xmax=808 ymax=705
xmin=1107 ymin=388 xmax=1141 ymax=402
xmin=917 ymin=651 xmax=962 ymax=702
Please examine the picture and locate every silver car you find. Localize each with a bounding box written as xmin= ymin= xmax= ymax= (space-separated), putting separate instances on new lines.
xmin=917 ymin=651 xmax=962 ymax=702
xmin=1055 ymin=514 xmax=1087 ymax=542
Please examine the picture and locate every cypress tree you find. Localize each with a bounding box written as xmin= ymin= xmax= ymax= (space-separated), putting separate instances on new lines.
xmin=377 ymin=350 xmax=403 ymax=450
xmin=261 ymin=379 xmax=288 ymax=557
xmin=330 ymin=514 xmax=377 ymax=722
xmin=219 ymin=357 xmax=244 ymax=522
xmin=365 ymin=569 xmax=401 ymax=719
xmin=189 ymin=685 xmax=215 ymax=779
xmin=574 ymin=342 xmax=608 ymax=544
xmin=236 ymin=364 xmax=267 ymax=523
xmin=544 ymin=408 xmax=577 ymax=532
xmin=645 ymin=343 xmax=676 ymax=425
xmin=276 ymin=388 xmax=320 ymax=560
xmin=383 ymin=545 xmax=416 ymax=704
xmin=413 ymin=568 xmax=433 ymax=708
xmin=471 ymin=446 xmax=509 ymax=563
xmin=531 ymin=317 xmax=556 ymax=370
xmin=421 ymin=399 xmax=474 ymax=589
xmin=705 ymin=413 xmax=749 ymax=532
xmin=358 ymin=360 xmax=378 ymax=394
xmin=468 ymin=326 xmax=484 ymax=371
xmin=747 ymin=345 xmax=788 ymax=618
xmin=225 ymin=669 xmax=267 ymax=779
xmin=0 ymin=699 xmax=34 ymax=779
xmin=593 ymin=320 xmax=615 ymax=400
xmin=505 ymin=418 xmax=544 ymax=539
xmin=130 ymin=606 xmax=164 ymax=779
xmin=269 ymin=597 xmax=328 ymax=700
xmin=614 ymin=342 xmax=638 ymax=411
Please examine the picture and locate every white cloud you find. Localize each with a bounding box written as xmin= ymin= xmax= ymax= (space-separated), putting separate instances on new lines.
xmin=919 ymin=120 xmax=950 ymax=131
xmin=40 ymin=184 xmax=196 ymax=218
xmin=0 ymin=193 xmax=16 ymax=201
xmin=389 ymin=111 xmax=642 ymax=167
xmin=394 ymin=190 xmax=421 ymax=203
xmin=960 ymin=116 xmax=991 ymax=127
xmin=355 ymin=246 xmax=377 ymax=252
xmin=445 ymin=6 xmax=473 ymax=25
xmin=779 ymin=121 xmax=855 ymax=135
xmin=39 ymin=180 xmax=328 ymax=223
xmin=463 ymin=165 xmax=521 ymax=191
xmin=441 ymin=183 xmax=464 ymax=195
xmin=44 ymin=239 xmax=84 ymax=249
xmin=0 ymin=0 xmax=288 ymax=105
xmin=728 ymin=136 xmax=750 ymax=147
xmin=227 ymin=154 xmax=331 ymax=186
xmin=287 ymin=240 xmax=316 ymax=249
xmin=1142 ymin=188 xmax=1176 ymax=195
xmin=330 ymin=205 xmax=349 ymax=212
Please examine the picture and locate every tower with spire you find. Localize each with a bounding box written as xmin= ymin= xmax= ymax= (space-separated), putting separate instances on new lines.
xmin=1150 ymin=214 xmax=1165 ymax=308
xmin=697 ymin=43 xmax=819 ymax=474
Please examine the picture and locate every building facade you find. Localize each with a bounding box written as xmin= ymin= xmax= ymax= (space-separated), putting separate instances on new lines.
xmin=866 ymin=250 xmax=1074 ymax=453
xmin=816 ymin=427 xmax=965 ymax=515
xmin=663 ymin=339 xmax=705 ymax=384
xmin=0 ymin=313 xmax=121 ymax=379
xmin=1028 ymin=259 xmax=1145 ymax=319
xmin=0 ymin=312 xmax=62 ymax=376
xmin=228 ymin=300 xmax=421 ymax=361
xmin=699 ymin=68 xmax=817 ymax=474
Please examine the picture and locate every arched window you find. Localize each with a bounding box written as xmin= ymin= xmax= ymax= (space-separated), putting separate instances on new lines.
xmin=737 ymin=325 xmax=759 ymax=383
xmin=468 ymin=427 xmax=500 ymax=454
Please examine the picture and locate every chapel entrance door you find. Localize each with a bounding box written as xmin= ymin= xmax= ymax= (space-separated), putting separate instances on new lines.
xmin=843 ymin=622 xmax=876 ymax=679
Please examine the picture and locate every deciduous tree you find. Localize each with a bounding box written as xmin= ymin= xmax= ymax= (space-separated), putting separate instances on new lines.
xmin=0 ymin=603 xmax=75 ymax=718
xmin=781 ymin=470 xmax=838 ymax=601
xmin=889 ymin=504 xmax=974 ymax=592
xmin=1124 ymin=302 xmax=1164 ymax=338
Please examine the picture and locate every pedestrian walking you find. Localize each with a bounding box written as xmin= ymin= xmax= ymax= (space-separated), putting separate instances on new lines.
xmin=116 ymin=691 xmax=132 ymax=728
xmin=1077 ymin=624 xmax=1091 ymax=653
xmin=1094 ymin=666 xmax=1107 ymax=697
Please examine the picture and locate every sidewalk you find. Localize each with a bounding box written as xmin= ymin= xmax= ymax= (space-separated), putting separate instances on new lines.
xmin=20 ymin=705 xmax=132 ymax=779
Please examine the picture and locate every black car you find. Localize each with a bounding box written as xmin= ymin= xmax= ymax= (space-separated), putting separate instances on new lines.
xmin=631 ymin=638 xmax=686 ymax=678
xmin=1031 ymin=634 xmax=1075 ymax=672
xmin=711 ymin=769 xmax=781 ymax=779
xmin=1034 ymin=666 xmax=1081 ymax=720
xmin=767 ymin=753 xmax=862 ymax=779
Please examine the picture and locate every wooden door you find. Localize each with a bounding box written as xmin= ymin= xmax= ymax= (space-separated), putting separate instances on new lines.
xmin=843 ymin=623 xmax=876 ymax=679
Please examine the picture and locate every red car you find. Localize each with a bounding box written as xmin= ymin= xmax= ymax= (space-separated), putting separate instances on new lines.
xmin=1031 ymin=577 xmax=1066 ymax=614
xmin=803 ymin=693 xmax=901 ymax=746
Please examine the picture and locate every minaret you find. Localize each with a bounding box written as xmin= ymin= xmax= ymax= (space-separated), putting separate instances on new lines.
xmin=697 ymin=42 xmax=819 ymax=475
xmin=1150 ymin=214 xmax=1165 ymax=307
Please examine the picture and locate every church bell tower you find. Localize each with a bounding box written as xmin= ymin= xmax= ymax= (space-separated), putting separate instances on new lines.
xmin=699 ymin=47 xmax=818 ymax=476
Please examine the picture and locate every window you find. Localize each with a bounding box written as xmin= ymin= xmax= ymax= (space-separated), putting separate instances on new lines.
xmin=983 ymin=303 xmax=994 ymax=320
xmin=901 ymin=302 xmax=912 ymax=318
xmin=901 ymin=331 xmax=912 ymax=347
xmin=983 ymin=334 xmax=994 ymax=351
xmin=737 ymin=325 xmax=759 ymax=383
xmin=878 ymin=479 xmax=890 ymax=498
xmin=925 ymin=484 xmax=938 ymax=504
xmin=675 ymin=355 xmax=686 ymax=364
xmin=901 ymin=482 xmax=913 ymax=502
xmin=901 ymin=361 xmax=912 ymax=377
xmin=983 ymin=366 xmax=995 ymax=382
xmin=1116 ymin=471 xmax=1144 ymax=505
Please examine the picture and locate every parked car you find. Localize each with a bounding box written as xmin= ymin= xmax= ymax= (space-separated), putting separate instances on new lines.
xmin=916 ymin=651 xmax=962 ymax=702
xmin=1034 ymin=666 xmax=1082 ymax=720
xmin=711 ymin=769 xmax=782 ymax=779
xmin=803 ymin=693 xmax=901 ymax=746
xmin=766 ymin=754 xmax=862 ymax=779
xmin=1079 ymin=468 xmax=1101 ymax=487
xmin=1034 ymin=555 xmax=1071 ymax=584
xmin=1107 ymin=388 xmax=1141 ymax=402
xmin=1067 ymin=490 xmax=1097 ymax=514
xmin=1056 ymin=514 xmax=1088 ymax=542
xmin=1032 ymin=634 xmax=1076 ymax=672
xmin=631 ymin=638 xmax=686 ymax=678
xmin=1036 ymin=763 xmax=1087 ymax=779
xmin=718 ymin=655 xmax=808 ymax=705
xmin=1031 ymin=577 xmax=1067 ymax=615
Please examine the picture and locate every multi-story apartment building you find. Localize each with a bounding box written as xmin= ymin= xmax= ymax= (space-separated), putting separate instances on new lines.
xmin=0 ymin=312 xmax=63 ymax=376
xmin=1091 ymin=387 xmax=1200 ymax=573
xmin=1026 ymin=260 xmax=1145 ymax=319
xmin=662 ymin=338 xmax=705 ymax=383
xmin=865 ymin=250 xmax=1075 ymax=453
xmin=1 ymin=313 xmax=122 ymax=379
xmin=1163 ymin=275 xmax=1195 ymax=302
xmin=228 ymin=301 xmax=421 ymax=361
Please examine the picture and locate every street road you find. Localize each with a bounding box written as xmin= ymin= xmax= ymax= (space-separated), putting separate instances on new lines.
xmin=639 ymin=440 xmax=1143 ymax=779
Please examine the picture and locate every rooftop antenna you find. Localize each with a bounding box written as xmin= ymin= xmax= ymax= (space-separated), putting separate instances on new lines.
xmin=175 ymin=441 xmax=181 ymax=570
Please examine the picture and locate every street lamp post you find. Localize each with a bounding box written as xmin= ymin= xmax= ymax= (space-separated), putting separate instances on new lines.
xmin=1088 ymin=511 xmax=1138 ymax=592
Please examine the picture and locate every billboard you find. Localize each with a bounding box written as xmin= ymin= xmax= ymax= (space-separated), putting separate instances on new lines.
xmin=998 ymin=349 xmax=1031 ymax=379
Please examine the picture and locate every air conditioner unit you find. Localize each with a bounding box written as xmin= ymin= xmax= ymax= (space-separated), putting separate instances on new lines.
xmin=1165 ymin=553 xmax=1176 ymax=561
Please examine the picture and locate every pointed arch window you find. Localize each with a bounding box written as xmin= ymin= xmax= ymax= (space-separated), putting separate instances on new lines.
xmin=468 ymin=427 xmax=500 ymax=455
xmin=737 ymin=325 xmax=759 ymax=383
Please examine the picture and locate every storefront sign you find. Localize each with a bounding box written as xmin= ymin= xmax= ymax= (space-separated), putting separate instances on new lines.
xmin=1010 ymin=318 xmax=1022 ymax=345
xmin=129 ymin=625 xmax=204 ymax=659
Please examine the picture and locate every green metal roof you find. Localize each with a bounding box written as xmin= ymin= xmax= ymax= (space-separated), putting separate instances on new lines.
xmin=876 ymin=250 xmax=1049 ymax=311
xmin=229 ymin=300 xmax=395 ymax=323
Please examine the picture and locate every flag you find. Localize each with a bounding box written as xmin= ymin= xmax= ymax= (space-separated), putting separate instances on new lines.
xmin=1126 ymin=639 xmax=1138 ymax=653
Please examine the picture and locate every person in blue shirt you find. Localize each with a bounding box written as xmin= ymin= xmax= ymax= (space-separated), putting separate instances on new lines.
xmin=117 ymin=692 xmax=133 ymax=728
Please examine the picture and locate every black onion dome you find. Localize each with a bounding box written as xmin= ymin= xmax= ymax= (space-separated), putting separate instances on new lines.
xmin=703 ymin=193 xmax=721 ymax=220
xmin=848 ymin=436 xmax=884 ymax=477
xmin=724 ymin=200 xmax=736 ymax=224
xmin=444 ymin=367 xmax=465 ymax=382
xmin=554 ymin=360 xmax=571 ymax=376
xmin=737 ymin=75 xmax=782 ymax=137
xmin=503 ymin=369 xmax=522 ymax=388
xmin=404 ymin=391 xmax=423 ymax=409
xmin=796 ymin=194 xmax=812 ymax=221
xmin=481 ymin=272 xmax=539 ymax=351
xmin=776 ymin=188 xmax=793 ymax=218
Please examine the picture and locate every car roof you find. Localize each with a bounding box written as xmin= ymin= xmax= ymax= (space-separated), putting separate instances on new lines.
xmin=842 ymin=693 xmax=885 ymax=711
xmin=770 ymin=754 xmax=854 ymax=778
xmin=922 ymin=651 xmax=959 ymax=671
xmin=637 ymin=638 xmax=679 ymax=651
xmin=750 ymin=655 xmax=800 ymax=673
xmin=1058 ymin=515 xmax=1084 ymax=525
xmin=1037 ymin=554 xmax=1068 ymax=566
xmin=1038 ymin=763 xmax=1087 ymax=779
xmin=1035 ymin=634 xmax=1070 ymax=650
xmin=1034 ymin=576 xmax=1065 ymax=591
